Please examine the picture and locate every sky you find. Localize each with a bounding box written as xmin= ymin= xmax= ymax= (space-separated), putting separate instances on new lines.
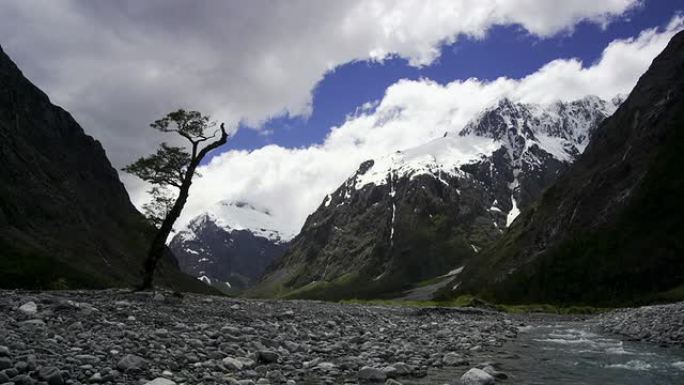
xmin=1 ymin=0 xmax=683 ymax=237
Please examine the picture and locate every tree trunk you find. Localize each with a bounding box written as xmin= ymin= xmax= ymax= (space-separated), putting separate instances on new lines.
xmin=138 ymin=162 xmax=198 ymax=290
xmin=138 ymin=124 xmax=227 ymax=290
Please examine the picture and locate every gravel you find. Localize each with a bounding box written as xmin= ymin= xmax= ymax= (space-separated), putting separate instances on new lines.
xmin=0 ymin=289 xmax=519 ymax=385
xmin=598 ymin=301 xmax=684 ymax=346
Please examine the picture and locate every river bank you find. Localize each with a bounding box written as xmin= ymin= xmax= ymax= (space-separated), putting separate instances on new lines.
xmin=1 ymin=290 xmax=683 ymax=385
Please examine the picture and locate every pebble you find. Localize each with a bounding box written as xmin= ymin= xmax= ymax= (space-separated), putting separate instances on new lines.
xmin=38 ymin=366 xmax=63 ymax=385
xmin=460 ymin=368 xmax=495 ymax=385
xmin=599 ymin=301 xmax=684 ymax=345
xmin=222 ymin=356 xmax=243 ymax=371
xmin=0 ymin=289 xmax=518 ymax=384
xmin=18 ymin=301 xmax=38 ymax=316
xmin=117 ymin=354 xmax=146 ymax=371
xmin=358 ymin=366 xmax=387 ymax=382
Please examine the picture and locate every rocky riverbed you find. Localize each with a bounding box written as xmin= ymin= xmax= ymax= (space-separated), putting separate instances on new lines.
xmin=598 ymin=301 xmax=684 ymax=346
xmin=3 ymin=290 xmax=683 ymax=385
xmin=0 ymin=290 xmax=517 ymax=385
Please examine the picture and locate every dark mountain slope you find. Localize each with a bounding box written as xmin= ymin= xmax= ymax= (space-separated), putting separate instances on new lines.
xmin=447 ymin=30 xmax=684 ymax=306
xmin=252 ymin=97 xmax=617 ymax=300
xmin=170 ymin=213 xmax=288 ymax=292
xmin=0 ymin=44 xmax=212 ymax=292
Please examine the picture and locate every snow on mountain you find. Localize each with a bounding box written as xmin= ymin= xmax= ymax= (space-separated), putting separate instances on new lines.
xmin=169 ymin=206 xmax=289 ymax=292
xmin=254 ymin=94 xmax=621 ymax=299
xmin=353 ymin=95 xmax=621 ymax=193
xmin=181 ymin=200 xmax=295 ymax=243
xmin=347 ymin=95 xmax=620 ymax=224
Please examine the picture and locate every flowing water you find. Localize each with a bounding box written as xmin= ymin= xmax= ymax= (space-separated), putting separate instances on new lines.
xmin=410 ymin=319 xmax=684 ymax=385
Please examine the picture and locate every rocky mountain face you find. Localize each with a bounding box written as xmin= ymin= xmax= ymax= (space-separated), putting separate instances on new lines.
xmin=0 ymin=45 xmax=211 ymax=292
xmin=252 ymin=96 xmax=620 ymax=299
xmin=446 ymin=30 xmax=684 ymax=306
xmin=169 ymin=207 xmax=289 ymax=292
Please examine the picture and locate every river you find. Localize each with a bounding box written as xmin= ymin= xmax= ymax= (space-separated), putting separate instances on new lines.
xmin=410 ymin=318 xmax=684 ymax=385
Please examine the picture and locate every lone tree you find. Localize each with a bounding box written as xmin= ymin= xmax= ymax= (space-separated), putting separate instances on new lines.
xmin=123 ymin=109 xmax=228 ymax=289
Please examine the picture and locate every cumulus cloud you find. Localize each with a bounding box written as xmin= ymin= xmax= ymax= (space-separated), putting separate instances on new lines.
xmin=1 ymin=0 xmax=637 ymax=165
xmin=0 ymin=0 xmax=650 ymax=234
xmin=177 ymin=15 xmax=683 ymax=236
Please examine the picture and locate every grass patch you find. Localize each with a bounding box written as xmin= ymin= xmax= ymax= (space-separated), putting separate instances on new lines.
xmin=496 ymin=303 xmax=610 ymax=315
xmin=340 ymin=295 xmax=609 ymax=314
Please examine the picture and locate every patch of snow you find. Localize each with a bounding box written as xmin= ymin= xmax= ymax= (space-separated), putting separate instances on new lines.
xmin=354 ymin=135 xmax=499 ymax=190
xmin=182 ymin=199 xmax=296 ymax=243
xmin=441 ymin=266 xmax=465 ymax=277
xmin=471 ymin=244 xmax=480 ymax=253
xmin=506 ymin=194 xmax=520 ymax=227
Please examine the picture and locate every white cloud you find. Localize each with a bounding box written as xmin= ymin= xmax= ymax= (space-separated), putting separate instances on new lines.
xmin=0 ymin=0 xmax=656 ymax=235
xmin=175 ymin=15 xmax=683 ymax=236
xmin=1 ymin=0 xmax=638 ymax=167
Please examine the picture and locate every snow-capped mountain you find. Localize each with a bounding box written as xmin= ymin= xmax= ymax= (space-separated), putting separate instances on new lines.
xmin=253 ymin=95 xmax=620 ymax=299
xmin=169 ymin=200 xmax=290 ymax=291
xmin=449 ymin=30 xmax=684 ymax=305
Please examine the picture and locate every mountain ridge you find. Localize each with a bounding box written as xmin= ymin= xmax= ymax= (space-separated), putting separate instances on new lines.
xmin=250 ymin=95 xmax=619 ymax=299
xmin=169 ymin=204 xmax=289 ymax=292
xmin=444 ymin=29 xmax=684 ymax=305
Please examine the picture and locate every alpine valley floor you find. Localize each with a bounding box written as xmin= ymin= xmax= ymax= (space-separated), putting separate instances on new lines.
xmin=1 ymin=290 xmax=684 ymax=385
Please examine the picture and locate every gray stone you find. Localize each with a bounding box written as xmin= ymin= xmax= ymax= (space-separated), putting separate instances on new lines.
xmin=38 ymin=366 xmax=63 ymax=385
xmin=0 ymin=346 xmax=9 ymax=357
xmin=222 ymin=357 xmax=243 ymax=371
xmin=257 ymin=350 xmax=279 ymax=364
xmin=358 ymin=366 xmax=386 ymax=382
xmin=75 ymin=355 xmax=99 ymax=364
xmin=11 ymin=374 xmax=34 ymax=385
xmin=482 ymin=366 xmax=507 ymax=380
xmin=116 ymin=354 xmax=146 ymax=371
xmin=443 ymin=352 xmax=468 ymax=366
xmin=460 ymin=368 xmax=495 ymax=385
xmin=391 ymin=362 xmax=411 ymax=376
xmin=18 ymin=301 xmax=37 ymax=316
xmin=19 ymin=319 xmax=45 ymax=328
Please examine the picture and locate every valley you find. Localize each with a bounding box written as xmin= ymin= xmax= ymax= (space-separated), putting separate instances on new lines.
xmin=2 ymin=3 xmax=684 ymax=385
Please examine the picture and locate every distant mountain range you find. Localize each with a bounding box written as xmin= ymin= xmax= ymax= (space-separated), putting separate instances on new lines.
xmin=4 ymin=27 xmax=682 ymax=307
xmin=248 ymin=95 xmax=621 ymax=299
xmin=169 ymin=201 xmax=290 ymax=292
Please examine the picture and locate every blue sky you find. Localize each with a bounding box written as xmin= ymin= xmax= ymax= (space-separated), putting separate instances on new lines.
xmin=225 ymin=0 xmax=684 ymax=154
xmin=3 ymin=0 xmax=682 ymax=233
